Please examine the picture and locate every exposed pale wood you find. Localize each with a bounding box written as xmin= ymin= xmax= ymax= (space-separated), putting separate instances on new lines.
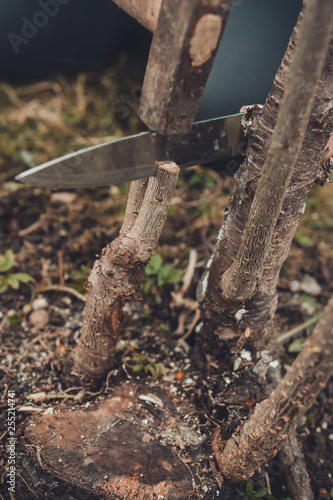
xmin=111 ymin=0 xmax=161 ymax=32
xmin=138 ymin=0 xmax=232 ymax=134
xmin=212 ymin=293 xmax=333 ymax=482
xmin=220 ymin=0 xmax=333 ymax=303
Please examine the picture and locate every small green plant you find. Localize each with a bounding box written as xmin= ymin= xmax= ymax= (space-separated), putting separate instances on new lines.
xmin=235 ymin=482 xmax=268 ymax=499
xmin=234 ymin=481 xmax=291 ymax=500
xmin=7 ymin=313 xmax=23 ymax=326
xmin=126 ymin=352 xmax=166 ymax=378
xmin=0 ymin=250 xmax=34 ymax=293
xmin=188 ymin=170 xmax=217 ymax=189
xmin=293 ymin=231 xmax=313 ymax=247
xmin=288 ymin=337 xmax=306 ymax=353
xmin=144 ymin=253 xmax=182 ymax=294
xmin=68 ymin=264 xmax=91 ymax=293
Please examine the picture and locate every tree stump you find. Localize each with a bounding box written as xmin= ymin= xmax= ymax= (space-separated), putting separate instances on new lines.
xmin=18 ymin=382 xmax=220 ymax=499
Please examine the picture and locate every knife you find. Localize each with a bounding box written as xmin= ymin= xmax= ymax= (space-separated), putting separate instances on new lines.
xmin=15 ymin=113 xmax=245 ymax=189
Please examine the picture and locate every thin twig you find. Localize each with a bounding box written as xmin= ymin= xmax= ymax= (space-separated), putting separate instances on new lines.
xmin=178 ymin=308 xmax=201 ymax=341
xmin=39 ymin=285 xmax=86 ymax=302
xmin=180 ymin=249 xmax=197 ymax=297
xmin=277 ymin=313 xmax=322 ymax=345
xmin=58 ymin=248 xmax=65 ymax=286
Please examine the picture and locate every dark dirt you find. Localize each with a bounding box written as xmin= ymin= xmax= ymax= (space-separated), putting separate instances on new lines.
xmin=0 ymin=65 xmax=333 ymax=500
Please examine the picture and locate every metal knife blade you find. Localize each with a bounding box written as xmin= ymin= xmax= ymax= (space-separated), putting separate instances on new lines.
xmin=15 ymin=113 xmax=245 ymax=189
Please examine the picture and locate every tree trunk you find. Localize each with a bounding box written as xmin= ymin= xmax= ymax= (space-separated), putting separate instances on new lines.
xmin=198 ymin=1 xmax=333 ymax=363
xmin=220 ymin=0 xmax=332 ymax=303
xmin=212 ymin=293 xmax=333 ymax=482
xmin=67 ymin=165 xmax=179 ymax=384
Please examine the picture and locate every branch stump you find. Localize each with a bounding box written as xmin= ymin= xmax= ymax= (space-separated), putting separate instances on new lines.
xmin=18 ymin=382 xmax=220 ymax=499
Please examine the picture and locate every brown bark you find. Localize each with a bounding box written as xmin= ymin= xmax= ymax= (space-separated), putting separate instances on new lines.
xmin=212 ymin=293 xmax=333 ymax=482
xmin=278 ymin=434 xmax=314 ymax=500
xmin=111 ymin=0 xmax=161 ymax=32
xmin=198 ymin=2 xmax=333 ymax=358
xmin=67 ymin=165 xmax=179 ymax=384
xmin=138 ymin=0 xmax=232 ymax=134
xmin=220 ymin=0 xmax=333 ymax=303
xmin=20 ymin=383 xmax=199 ymax=499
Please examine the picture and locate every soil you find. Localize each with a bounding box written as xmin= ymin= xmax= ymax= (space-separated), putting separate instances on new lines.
xmin=0 ymin=62 xmax=333 ymax=500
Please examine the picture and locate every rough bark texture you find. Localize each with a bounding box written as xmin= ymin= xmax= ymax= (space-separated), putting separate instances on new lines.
xmin=278 ymin=434 xmax=314 ymax=500
xmin=198 ymin=3 xmax=333 ymax=359
xmin=138 ymin=0 xmax=232 ymax=134
xmin=68 ymin=166 xmax=179 ymax=384
xmin=19 ymin=383 xmax=201 ymax=499
xmin=220 ymin=0 xmax=333 ymax=303
xmin=111 ymin=0 xmax=161 ymax=32
xmin=212 ymin=294 xmax=333 ymax=482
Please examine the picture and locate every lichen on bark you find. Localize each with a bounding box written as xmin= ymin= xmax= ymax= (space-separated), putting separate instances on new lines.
xmin=198 ymin=2 xmax=333 ymax=363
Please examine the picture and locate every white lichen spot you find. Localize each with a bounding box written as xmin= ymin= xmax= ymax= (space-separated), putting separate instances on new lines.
xmin=217 ymin=226 xmax=224 ymax=243
xmin=269 ymin=359 xmax=280 ymax=369
xmin=235 ymin=308 xmax=247 ymax=321
xmin=240 ymin=350 xmax=252 ymax=361
xmin=200 ymin=272 xmax=210 ymax=297
xmin=206 ymin=255 xmax=214 ymax=269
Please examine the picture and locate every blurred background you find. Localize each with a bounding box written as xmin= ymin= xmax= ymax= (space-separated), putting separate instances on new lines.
xmin=0 ymin=0 xmax=303 ymax=119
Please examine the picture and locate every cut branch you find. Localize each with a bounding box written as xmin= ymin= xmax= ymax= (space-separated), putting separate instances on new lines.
xmin=138 ymin=0 xmax=232 ymax=134
xmin=67 ymin=165 xmax=179 ymax=384
xmin=212 ymin=293 xmax=333 ymax=482
xmin=111 ymin=0 xmax=161 ymax=32
xmin=119 ymin=178 xmax=148 ymax=237
xmin=220 ymin=0 xmax=333 ymax=303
